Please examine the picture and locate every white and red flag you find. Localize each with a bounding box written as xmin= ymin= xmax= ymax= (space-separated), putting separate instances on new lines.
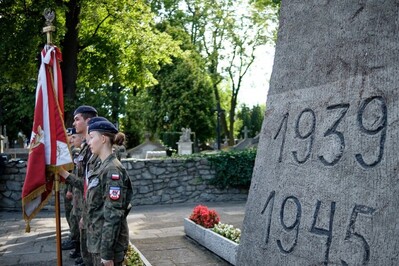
xmin=22 ymin=45 xmax=73 ymax=231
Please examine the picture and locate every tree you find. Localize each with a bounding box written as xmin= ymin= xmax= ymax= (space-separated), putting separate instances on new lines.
xmin=0 ymin=0 xmax=53 ymax=145
xmin=236 ymin=103 xmax=265 ymax=139
xmin=0 ymin=0 xmax=181 ymax=145
xmin=140 ymin=23 xmax=216 ymax=149
xmin=250 ymin=0 xmax=281 ymax=10
xmin=147 ymin=0 xmax=278 ymax=146
xmin=223 ymin=0 xmax=275 ymax=145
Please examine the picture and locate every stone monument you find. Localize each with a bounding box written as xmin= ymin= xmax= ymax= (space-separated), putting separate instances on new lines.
xmin=177 ymin=127 xmax=193 ymax=155
xmin=237 ymin=2 xmax=399 ymax=265
xmin=126 ymin=133 xmax=166 ymax=159
xmin=0 ymin=125 xmax=8 ymax=153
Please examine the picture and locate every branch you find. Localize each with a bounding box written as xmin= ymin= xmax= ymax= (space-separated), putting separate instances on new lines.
xmin=79 ymin=12 xmax=112 ymax=51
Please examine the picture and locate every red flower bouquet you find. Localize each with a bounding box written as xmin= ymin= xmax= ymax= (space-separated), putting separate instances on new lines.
xmin=189 ymin=205 xmax=220 ymax=228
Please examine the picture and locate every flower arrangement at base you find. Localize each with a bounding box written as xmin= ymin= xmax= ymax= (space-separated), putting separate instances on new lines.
xmin=212 ymin=222 xmax=241 ymax=243
xmin=124 ymin=244 xmax=144 ymax=266
xmin=189 ymin=204 xmax=220 ymax=228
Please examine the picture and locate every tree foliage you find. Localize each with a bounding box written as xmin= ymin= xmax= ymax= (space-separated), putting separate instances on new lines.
xmin=147 ymin=0 xmax=278 ymax=146
xmin=0 ymin=0 xmax=181 ymax=146
xmin=236 ymin=104 xmax=265 ymax=139
xmin=0 ymin=0 xmax=278 ymax=150
xmin=125 ymin=23 xmax=216 ymax=148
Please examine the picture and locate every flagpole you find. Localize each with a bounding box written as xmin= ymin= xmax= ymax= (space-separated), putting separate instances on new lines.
xmin=43 ymin=9 xmax=63 ymax=266
xmin=54 ymin=172 xmax=63 ymax=266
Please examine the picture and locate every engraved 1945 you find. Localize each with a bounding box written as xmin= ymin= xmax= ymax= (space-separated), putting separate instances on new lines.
xmin=260 ymin=190 xmax=376 ymax=265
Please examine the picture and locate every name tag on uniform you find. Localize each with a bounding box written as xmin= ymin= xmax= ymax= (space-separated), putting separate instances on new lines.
xmin=109 ymin=186 xmax=121 ymax=200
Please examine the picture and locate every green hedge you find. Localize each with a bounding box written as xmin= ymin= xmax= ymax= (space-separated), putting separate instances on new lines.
xmin=207 ymin=149 xmax=257 ymax=189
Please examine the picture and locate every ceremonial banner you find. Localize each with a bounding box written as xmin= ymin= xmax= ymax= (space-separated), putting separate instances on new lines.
xmin=22 ymin=45 xmax=73 ymax=231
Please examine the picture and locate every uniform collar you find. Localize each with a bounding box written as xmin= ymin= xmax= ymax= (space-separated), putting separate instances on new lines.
xmin=101 ymin=153 xmax=117 ymax=165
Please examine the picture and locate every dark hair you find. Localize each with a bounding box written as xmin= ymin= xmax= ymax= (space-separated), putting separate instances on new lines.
xmin=82 ymin=112 xmax=97 ymax=120
xmin=102 ymin=132 xmax=125 ymax=146
xmin=114 ymin=132 xmax=126 ymax=146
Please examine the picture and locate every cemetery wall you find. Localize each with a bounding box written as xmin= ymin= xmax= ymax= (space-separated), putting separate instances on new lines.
xmin=0 ymin=158 xmax=248 ymax=211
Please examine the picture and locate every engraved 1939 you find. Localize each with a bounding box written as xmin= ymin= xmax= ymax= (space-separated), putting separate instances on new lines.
xmin=273 ymin=96 xmax=387 ymax=168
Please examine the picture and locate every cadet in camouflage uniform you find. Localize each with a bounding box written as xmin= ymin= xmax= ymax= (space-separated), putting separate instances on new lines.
xmin=78 ymin=116 xmax=108 ymax=265
xmin=61 ymin=119 xmax=132 ymax=266
xmin=62 ymin=128 xmax=82 ymax=249
xmin=62 ymin=105 xmax=98 ymax=266
xmin=86 ymin=120 xmax=132 ymax=266
xmin=68 ymin=128 xmax=84 ymax=259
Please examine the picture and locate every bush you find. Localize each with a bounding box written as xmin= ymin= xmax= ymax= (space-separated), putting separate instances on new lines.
xmin=207 ymin=149 xmax=257 ymax=189
xmin=189 ymin=205 xmax=220 ymax=228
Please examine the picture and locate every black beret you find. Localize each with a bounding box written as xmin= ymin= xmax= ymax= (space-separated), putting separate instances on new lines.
xmin=73 ymin=105 xmax=98 ymax=116
xmin=88 ymin=121 xmax=118 ymax=134
xmin=66 ymin=128 xmax=76 ymax=135
xmin=87 ymin=116 xmax=108 ymax=126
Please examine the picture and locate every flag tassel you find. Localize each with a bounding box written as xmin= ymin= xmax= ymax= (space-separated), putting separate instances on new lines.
xmin=25 ymin=221 xmax=31 ymax=233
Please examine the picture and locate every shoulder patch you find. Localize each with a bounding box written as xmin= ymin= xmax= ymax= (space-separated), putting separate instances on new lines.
xmin=111 ymin=174 xmax=120 ymax=180
xmin=109 ymin=186 xmax=121 ymax=200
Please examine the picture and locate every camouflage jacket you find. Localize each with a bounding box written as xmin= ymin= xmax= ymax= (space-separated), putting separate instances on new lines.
xmin=86 ymin=153 xmax=133 ymax=260
xmin=81 ymin=152 xmax=101 ymax=227
xmin=67 ymin=142 xmax=99 ymax=217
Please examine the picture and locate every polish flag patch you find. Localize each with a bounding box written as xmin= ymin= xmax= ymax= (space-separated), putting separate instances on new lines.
xmin=111 ymin=174 xmax=120 ymax=180
xmin=109 ymin=186 xmax=121 ymax=200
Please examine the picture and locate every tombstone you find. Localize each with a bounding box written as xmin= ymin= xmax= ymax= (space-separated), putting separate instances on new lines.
xmin=177 ymin=128 xmax=193 ymax=155
xmin=241 ymin=126 xmax=251 ymax=139
xmin=237 ymin=2 xmax=399 ymax=265
xmin=126 ymin=133 xmax=166 ymax=159
xmin=3 ymin=126 xmax=8 ymax=151
xmin=221 ymin=136 xmax=230 ymax=149
xmin=17 ymin=131 xmax=26 ymax=148
xmin=145 ymin=150 xmax=167 ymax=159
xmin=0 ymin=125 xmax=3 ymax=153
xmin=232 ymin=133 xmax=259 ymax=151
xmin=0 ymin=134 xmax=4 ymax=153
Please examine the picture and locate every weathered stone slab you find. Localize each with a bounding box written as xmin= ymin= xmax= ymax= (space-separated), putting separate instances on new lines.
xmin=237 ymin=1 xmax=399 ymax=265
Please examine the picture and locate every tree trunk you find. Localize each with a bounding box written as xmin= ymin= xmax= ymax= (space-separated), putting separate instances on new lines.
xmin=228 ymin=99 xmax=236 ymax=146
xmin=61 ymin=0 xmax=80 ymax=126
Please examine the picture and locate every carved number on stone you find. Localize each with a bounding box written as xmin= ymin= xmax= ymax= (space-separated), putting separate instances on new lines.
xmin=277 ymin=196 xmax=302 ymax=254
xmin=260 ymin=190 xmax=276 ymax=249
xmin=260 ymin=192 xmax=376 ymax=264
xmin=292 ymin=108 xmax=316 ymax=164
xmin=341 ymin=205 xmax=375 ymax=265
xmin=309 ymin=200 xmax=336 ymax=265
xmin=273 ymin=113 xmax=289 ymax=163
xmin=273 ymin=96 xmax=387 ymax=168
xmin=355 ymin=96 xmax=387 ymax=168
xmin=319 ymin=104 xmax=350 ymax=166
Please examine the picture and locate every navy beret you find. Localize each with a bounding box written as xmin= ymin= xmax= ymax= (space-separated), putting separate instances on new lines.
xmin=88 ymin=121 xmax=118 ymax=134
xmin=87 ymin=116 xmax=108 ymax=126
xmin=66 ymin=128 xmax=74 ymax=135
xmin=73 ymin=105 xmax=98 ymax=116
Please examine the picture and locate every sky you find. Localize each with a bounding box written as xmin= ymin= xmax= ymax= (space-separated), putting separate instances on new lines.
xmin=237 ymin=43 xmax=276 ymax=107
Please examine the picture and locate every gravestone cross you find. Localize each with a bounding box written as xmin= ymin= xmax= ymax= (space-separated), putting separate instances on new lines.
xmin=237 ymin=1 xmax=399 ymax=265
xmin=241 ymin=126 xmax=251 ymax=139
xmin=223 ymin=136 xmax=229 ymax=145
